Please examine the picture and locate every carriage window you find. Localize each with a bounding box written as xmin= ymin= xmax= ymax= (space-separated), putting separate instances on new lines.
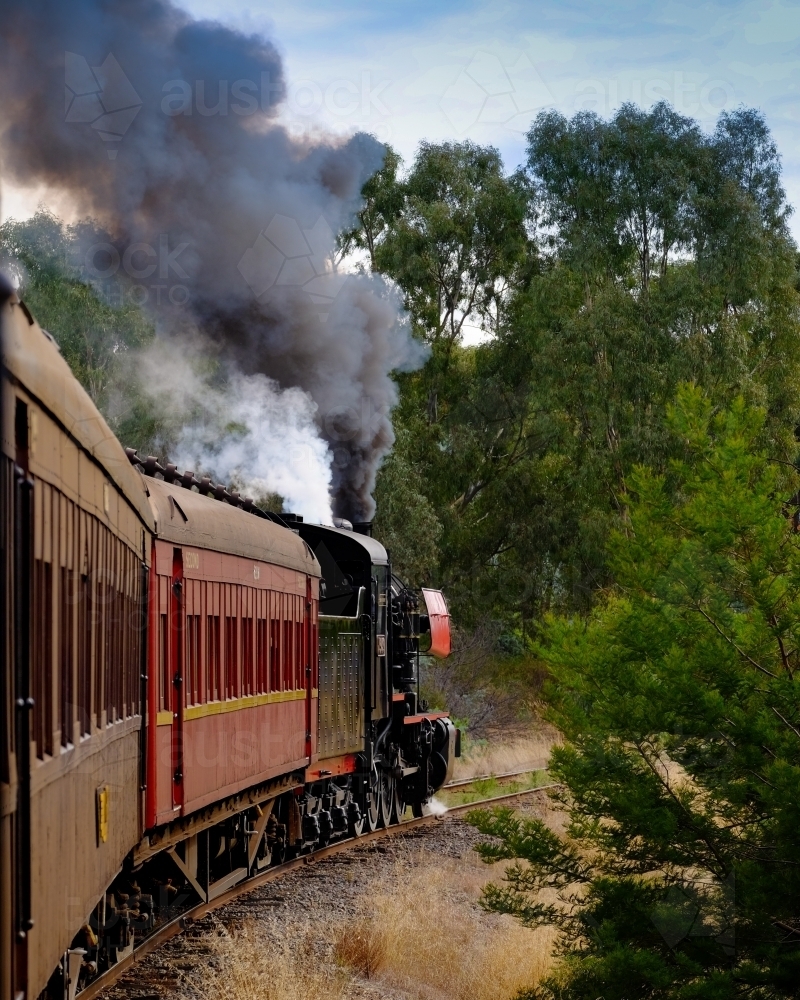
xmin=270 ymin=618 xmax=281 ymax=691
xmin=77 ymin=572 xmax=92 ymax=735
xmin=257 ymin=619 xmax=268 ymax=693
xmin=224 ymin=616 xmax=238 ymax=699
xmin=160 ymin=613 xmax=169 ymax=712
xmin=186 ymin=615 xmax=201 ymax=705
xmin=282 ymin=620 xmax=292 ymax=690
xmin=15 ymin=397 xmax=29 ymax=471
xmin=208 ymin=615 xmax=220 ymax=701
xmin=94 ymin=575 xmax=107 ymax=728
xmin=242 ymin=617 xmax=254 ymax=696
xmin=59 ymin=567 xmax=75 ymax=746
xmin=105 ymin=573 xmax=122 ymax=724
xmin=295 ymin=621 xmax=304 ymax=691
xmin=32 ymin=558 xmax=53 ymax=757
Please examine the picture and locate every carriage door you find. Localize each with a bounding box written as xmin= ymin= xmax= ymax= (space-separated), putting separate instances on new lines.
xmin=170 ymin=549 xmax=184 ymax=810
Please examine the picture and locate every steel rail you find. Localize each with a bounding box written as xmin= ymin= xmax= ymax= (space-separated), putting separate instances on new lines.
xmin=81 ymin=783 xmax=560 ymax=1000
xmin=442 ymin=766 xmax=549 ymax=790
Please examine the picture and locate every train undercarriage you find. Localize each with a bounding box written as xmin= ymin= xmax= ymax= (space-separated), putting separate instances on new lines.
xmin=50 ymin=711 xmax=457 ymax=1000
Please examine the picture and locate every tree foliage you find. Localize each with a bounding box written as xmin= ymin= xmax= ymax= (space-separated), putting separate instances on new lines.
xmin=374 ymin=140 xmax=532 ymax=353
xmin=372 ymin=428 xmax=442 ymax=588
xmin=470 ymin=386 xmax=800 ymax=998
xmin=0 ymin=211 xmax=154 ymax=404
xmin=8 ymin=95 xmax=800 ymax=1000
xmin=0 ymin=211 xmax=186 ymax=456
xmin=367 ymin=105 xmax=800 ymax=624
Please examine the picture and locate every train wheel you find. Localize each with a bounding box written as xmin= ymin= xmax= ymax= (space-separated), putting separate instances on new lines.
xmin=348 ymin=800 xmax=366 ymax=837
xmin=379 ymin=770 xmax=392 ymax=828
xmin=365 ymin=767 xmax=380 ymax=832
xmin=391 ymin=777 xmax=406 ymax=825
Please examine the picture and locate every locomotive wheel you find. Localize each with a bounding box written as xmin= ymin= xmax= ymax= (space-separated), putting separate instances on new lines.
xmin=365 ymin=767 xmax=381 ymax=832
xmin=379 ymin=770 xmax=393 ymax=828
xmin=349 ymin=802 xmax=366 ymax=837
xmin=391 ymin=776 xmax=405 ymax=825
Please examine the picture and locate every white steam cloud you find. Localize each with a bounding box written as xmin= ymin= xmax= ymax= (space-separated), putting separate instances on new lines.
xmin=174 ymin=373 xmax=333 ymax=524
xmin=135 ymin=340 xmax=333 ymax=523
xmin=425 ymin=797 xmax=449 ymax=818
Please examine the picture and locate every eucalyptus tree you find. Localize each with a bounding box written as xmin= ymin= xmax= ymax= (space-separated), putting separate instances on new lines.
xmin=352 ymin=109 xmax=800 ymax=625
xmin=514 ymin=103 xmax=800 ymax=608
xmin=0 ymin=211 xmax=154 ymax=406
xmin=0 ymin=211 xmax=179 ymax=456
xmin=375 ymin=140 xmax=533 ymax=360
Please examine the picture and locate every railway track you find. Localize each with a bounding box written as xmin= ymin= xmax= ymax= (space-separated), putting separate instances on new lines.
xmin=442 ymin=765 xmax=548 ymax=790
xmin=82 ymin=780 xmax=559 ymax=1000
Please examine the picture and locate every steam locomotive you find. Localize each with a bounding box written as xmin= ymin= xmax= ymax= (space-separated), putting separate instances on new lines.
xmin=0 ymin=283 xmax=458 ymax=1000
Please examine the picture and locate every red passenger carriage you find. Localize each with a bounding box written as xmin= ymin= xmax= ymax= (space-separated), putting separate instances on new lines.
xmin=143 ymin=477 xmax=319 ymax=828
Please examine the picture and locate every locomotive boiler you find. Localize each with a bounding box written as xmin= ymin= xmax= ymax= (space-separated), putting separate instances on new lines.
xmin=0 ymin=285 xmax=458 ymax=1000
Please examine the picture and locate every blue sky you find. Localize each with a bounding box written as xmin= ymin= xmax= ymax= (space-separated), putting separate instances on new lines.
xmin=4 ymin=0 xmax=799 ymax=239
xmin=180 ymin=0 xmax=800 ymax=239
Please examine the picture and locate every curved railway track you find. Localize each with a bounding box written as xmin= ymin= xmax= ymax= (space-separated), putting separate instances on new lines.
xmin=82 ymin=779 xmax=559 ymax=1000
xmin=442 ymin=765 xmax=549 ymax=789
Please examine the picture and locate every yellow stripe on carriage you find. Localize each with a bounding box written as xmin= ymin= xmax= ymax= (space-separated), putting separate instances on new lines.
xmin=156 ymin=689 xmax=320 ymax=725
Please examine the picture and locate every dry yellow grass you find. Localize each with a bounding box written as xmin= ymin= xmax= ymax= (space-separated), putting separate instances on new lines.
xmin=334 ymin=857 xmax=555 ymax=1000
xmin=334 ymin=916 xmax=387 ymax=979
xmin=172 ymin=775 xmax=562 ymax=1000
xmin=180 ymin=920 xmax=347 ymax=1000
xmin=451 ymin=731 xmax=559 ymax=782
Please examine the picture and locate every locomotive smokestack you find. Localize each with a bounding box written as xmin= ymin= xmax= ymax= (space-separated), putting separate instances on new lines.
xmin=0 ymin=0 xmax=422 ymax=523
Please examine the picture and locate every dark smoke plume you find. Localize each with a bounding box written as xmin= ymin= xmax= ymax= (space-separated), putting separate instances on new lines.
xmin=0 ymin=0 xmax=421 ymax=520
